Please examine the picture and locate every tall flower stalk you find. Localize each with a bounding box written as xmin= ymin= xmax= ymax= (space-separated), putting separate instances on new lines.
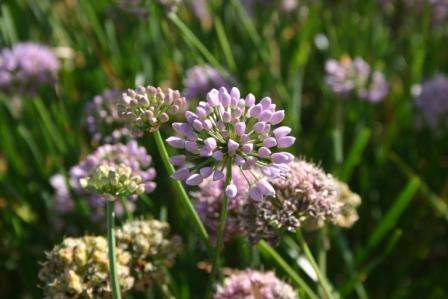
xmin=210 ymin=159 xmax=232 ymax=286
xmin=80 ymin=163 xmax=146 ymax=299
xmin=153 ymin=129 xmax=211 ymax=251
xmin=120 ymin=85 xmax=212 ymax=252
xmin=107 ymin=200 xmax=122 ymax=299
xmin=165 ymin=86 xmax=295 ymax=292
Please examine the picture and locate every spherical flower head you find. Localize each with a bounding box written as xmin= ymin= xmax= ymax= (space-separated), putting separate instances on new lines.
xmin=0 ymin=42 xmax=59 ymax=95
xmin=39 ymin=236 xmax=134 ymax=298
xmin=214 ymin=269 xmax=296 ymax=299
xmin=414 ymin=74 xmax=448 ymax=130
xmin=244 ymin=160 xmax=340 ymax=243
xmin=116 ymin=219 xmax=182 ymax=291
xmin=334 ymin=180 xmax=361 ymax=228
xmin=183 ymin=65 xmax=231 ymax=100
xmin=120 ymin=85 xmax=187 ymax=135
xmin=80 ymin=163 xmax=145 ymax=198
xmin=70 ymin=140 xmax=156 ymax=198
xmin=167 ymin=87 xmax=295 ymax=201
xmin=325 ymin=56 xmax=388 ymax=102
xmin=85 ymin=89 xmax=132 ymax=145
xmin=190 ymin=167 xmax=250 ymax=242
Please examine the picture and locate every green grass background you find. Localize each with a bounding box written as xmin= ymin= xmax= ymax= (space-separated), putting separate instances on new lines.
xmin=0 ymin=0 xmax=447 ymax=298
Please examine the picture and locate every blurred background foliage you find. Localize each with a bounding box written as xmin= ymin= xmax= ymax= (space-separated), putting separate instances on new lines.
xmin=0 ymin=0 xmax=447 ymax=298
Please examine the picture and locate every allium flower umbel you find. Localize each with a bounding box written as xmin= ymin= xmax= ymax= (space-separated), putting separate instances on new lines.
xmin=191 ymin=167 xmax=250 ymax=242
xmin=167 ymin=87 xmax=295 ymax=200
xmin=214 ymin=269 xmax=296 ymax=299
xmin=244 ymin=160 xmax=340 ymax=243
xmin=0 ymin=42 xmax=59 ymax=95
xmin=70 ymin=141 xmax=156 ymax=199
xmin=80 ymin=163 xmax=145 ymax=199
xmin=414 ymin=75 xmax=448 ymax=130
xmin=325 ymin=55 xmax=388 ymax=102
xmin=85 ymin=89 xmax=132 ymax=145
xmin=183 ymin=65 xmax=230 ymax=100
xmin=120 ymin=85 xmax=187 ymax=135
xmin=39 ymin=236 xmax=134 ymax=299
xmin=116 ymin=219 xmax=182 ymax=291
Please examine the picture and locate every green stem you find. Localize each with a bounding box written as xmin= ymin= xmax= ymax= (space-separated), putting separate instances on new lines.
xmin=296 ymin=230 xmax=335 ymax=299
xmin=258 ymin=240 xmax=319 ymax=299
xmin=209 ymin=159 xmax=233 ymax=289
xmin=153 ymin=130 xmax=212 ymax=252
xmin=106 ymin=200 xmax=122 ymax=299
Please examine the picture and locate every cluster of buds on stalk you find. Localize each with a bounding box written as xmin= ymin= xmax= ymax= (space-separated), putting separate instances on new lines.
xmin=120 ymin=85 xmax=187 ymax=134
xmin=80 ymin=163 xmax=145 ymax=199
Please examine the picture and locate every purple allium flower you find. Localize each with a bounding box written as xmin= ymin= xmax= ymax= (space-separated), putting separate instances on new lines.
xmin=244 ymin=160 xmax=340 ymax=244
xmin=85 ymin=89 xmax=132 ymax=145
xmin=120 ymin=85 xmax=187 ymax=135
xmin=0 ymin=42 xmax=59 ymax=95
xmin=50 ymin=174 xmax=75 ymax=214
xmin=214 ymin=269 xmax=296 ymax=299
xmin=191 ymin=167 xmax=250 ymax=242
xmin=70 ymin=141 xmax=156 ymax=196
xmin=325 ymin=56 xmax=388 ymax=102
xmin=167 ymin=87 xmax=295 ymax=201
xmin=66 ymin=141 xmax=155 ymax=221
xmin=183 ymin=65 xmax=230 ymax=100
xmin=414 ymin=75 xmax=448 ymax=130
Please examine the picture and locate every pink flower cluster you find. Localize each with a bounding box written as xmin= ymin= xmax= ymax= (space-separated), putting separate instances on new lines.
xmin=166 ymin=86 xmax=295 ymax=201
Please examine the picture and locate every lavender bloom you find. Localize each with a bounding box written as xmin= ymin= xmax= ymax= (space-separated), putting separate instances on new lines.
xmin=214 ymin=269 xmax=296 ymax=299
xmin=244 ymin=160 xmax=340 ymax=244
xmin=190 ymin=167 xmax=250 ymax=242
xmin=120 ymin=85 xmax=187 ymax=135
xmin=183 ymin=65 xmax=230 ymax=100
xmin=325 ymin=56 xmax=388 ymax=102
xmin=67 ymin=141 xmax=155 ymax=221
xmin=414 ymin=75 xmax=448 ymax=129
xmin=85 ymin=89 xmax=132 ymax=145
xmin=0 ymin=42 xmax=59 ymax=95
xmin=167 ymin=86 xmax=295 ymax=201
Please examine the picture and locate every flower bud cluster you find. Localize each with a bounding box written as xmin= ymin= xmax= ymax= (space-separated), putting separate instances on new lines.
xmin=38 ymin=236 xmax=134 ymax=298
xmin=120 ymin=85 xmax=187 ymax=134
xmin=80 ymin=163 xmax=145 ymax=198
xmin=116 ymin=219 xmax=182 ymax=291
